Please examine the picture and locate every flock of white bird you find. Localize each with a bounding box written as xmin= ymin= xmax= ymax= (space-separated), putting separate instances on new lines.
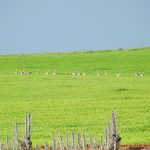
xmin=14 ymin=70 xmax=145 ymax=77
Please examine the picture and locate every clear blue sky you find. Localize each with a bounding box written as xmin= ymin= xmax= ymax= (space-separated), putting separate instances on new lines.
xmin=0 ymin=0 xmax=150 ymax=54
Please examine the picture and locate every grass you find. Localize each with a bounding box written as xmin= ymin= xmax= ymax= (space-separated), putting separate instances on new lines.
xmin=0 ymin=47 xmax=150 ymax=145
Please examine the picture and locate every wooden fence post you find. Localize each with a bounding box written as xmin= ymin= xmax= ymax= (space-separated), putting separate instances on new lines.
xmin=66 ymin=134 xmax=69 ymax=150
xmin=83 ymin=133 xmax=86 ymax=150
xmin=105 ymin=128 xmax=108 ymax=150
xmin=59 ymin=136 xmax=64 ymax=150
xmin=110 ymin=113 xmax=121 ymax=150
xmin=45 ymin=142 xmax=48 ymax=150
xmin=93 ymin=137 xmax=97 ymax=150
xmin=100 ymin=136 xmax=103 ymax=150
xmin=53 ymin=137 xmax=56 ymax=150
xmin=90 ymin=135 xmax=93 ymax=150
xmin=26 ymin=113 xmax=32 ymax=150
xmin=108 ymin=123 xmax=111 ymax=149
xmin=0 ymin=141 xmax=2 ymax=150
xmin=6 ymin=136 xmax=9 ymax=150
xmin=15 ymin=122 xmax=19 ymax=150
xmin=112 ymin=113 xmax=117 ymax=136
xmin=35 ymin=145 xmax=38 ymax=150
xmin=72 ymin=133 xmax=75 ymax=150
xmin=77 ymin=133 xmax=80 ymax=150
xmin=12 ymin=128 xmax=15 ymax=150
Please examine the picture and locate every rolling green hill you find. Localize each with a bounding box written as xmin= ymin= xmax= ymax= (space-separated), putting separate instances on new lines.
xmin=0 ymin=47 xmax=150 ymax=144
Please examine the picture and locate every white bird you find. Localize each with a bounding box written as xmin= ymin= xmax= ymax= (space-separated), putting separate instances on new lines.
xmin=72 ymin=72 xmax=76 ymax=76
xmin=52 ymin=71 xmax=56 ymax=76
xmin=26 ymin=71 xmax=32 ymax=75
xmin=116 ymin=74 xmax=120 ymax=77
xmin=140 ymin=72 xmax=144 ymax=77
xmin=135 ymin=73 xmax=138 ymax=76
xmin=45 ymin=70 xmax=50 ymax=75
xmin=20 ymin=71 xmax=26 ymax=75
xmin=82 ymin=73 xmax=86 ymax=76
xmin=77 ymin=71 xmax=80 ymax=76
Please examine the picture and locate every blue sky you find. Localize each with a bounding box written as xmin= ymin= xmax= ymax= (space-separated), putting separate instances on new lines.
xmin=0 ymin=0 xmax=150 ymax=54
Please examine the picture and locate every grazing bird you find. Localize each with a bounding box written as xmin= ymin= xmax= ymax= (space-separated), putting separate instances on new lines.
xmin=52 ymin=71 xmax=56 ymax=76
xmin=72 ymin=72 xmax=76 ymax=76
xmin=71 ymin=70 xmax=77 ymax=76
xmin=45 ymin=70 xmax=50 ymax=75
xmin=135 ymin=72 xmax=144 ymax=77
xmin=77 ymin=71 xmax=81 ymax=76
xmin=135 ymin=72 xmax=139 ymax=76
xmin=20 ymin=71 xmax=26 ymax=75
xmin=26 ymin=71 xmax=32 ymax=75
xmin=140 ymin=72 xmax=144 ymax=77
xmin=116 ymin=73 xmax=120 ymax=77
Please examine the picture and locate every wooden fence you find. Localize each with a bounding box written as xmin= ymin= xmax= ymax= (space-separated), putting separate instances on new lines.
xmin=0 ymin=113 xmax=121 ymax=150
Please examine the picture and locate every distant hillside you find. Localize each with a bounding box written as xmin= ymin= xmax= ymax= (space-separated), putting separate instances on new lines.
xmin=0 ymin=47 xmax=149 ymax=74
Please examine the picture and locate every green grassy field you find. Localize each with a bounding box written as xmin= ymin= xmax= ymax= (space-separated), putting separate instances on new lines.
xmin=0 ymin=47 xmax=150 ymax=145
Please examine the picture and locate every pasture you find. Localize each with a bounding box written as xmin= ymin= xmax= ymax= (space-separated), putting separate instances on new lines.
xmin=0 ymin=47 xmax=150 ymax=145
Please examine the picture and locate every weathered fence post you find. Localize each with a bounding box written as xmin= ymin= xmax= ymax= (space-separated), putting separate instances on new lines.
xmin=26 ymin=113 xmax=32 ymax=150
xmin=53 ymin=137 xmax=56 ymax=150
xmin=66 ymin=134 xmax=69 ymax=150
xmin=35 ymin=145 xmax=38 ymax=150
xmin=83 ymin=133 xmax=86 ymax=150
xmin=77 ymin=133 xmax=80 ymax=150
xmin=0 ymin=141 xmax=2 ymax=150
xmin=90 ymin=135 xmax=93 ymax=150
xmin=110 ymin=113 xmax=121 ymax=150
xmin=12 ymin=128 xmax=15 ymax=150
xmin=93 ymin=137 xmax=97 ymax=150
xmin=108 ymin=123 xmax=111 ymax=149
xmin=105 ymin=128 xmax=108 ymax=150
xmin=112 ymin=113 xmax=116 ymax=136
xmin=100 ymin=136 xmax=103 ymax=150
xmin=6 ymin=136 xmax=9 ymax=150
xmin=72 ymin=133 xmax=75 ymax=150
xmin=59 ymin=136 xmax=64 ymax=150
xmin=15 ymin=122 xmax=19 ymax=150
xmin=45 ymin=142 xmax=48 ymax=150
